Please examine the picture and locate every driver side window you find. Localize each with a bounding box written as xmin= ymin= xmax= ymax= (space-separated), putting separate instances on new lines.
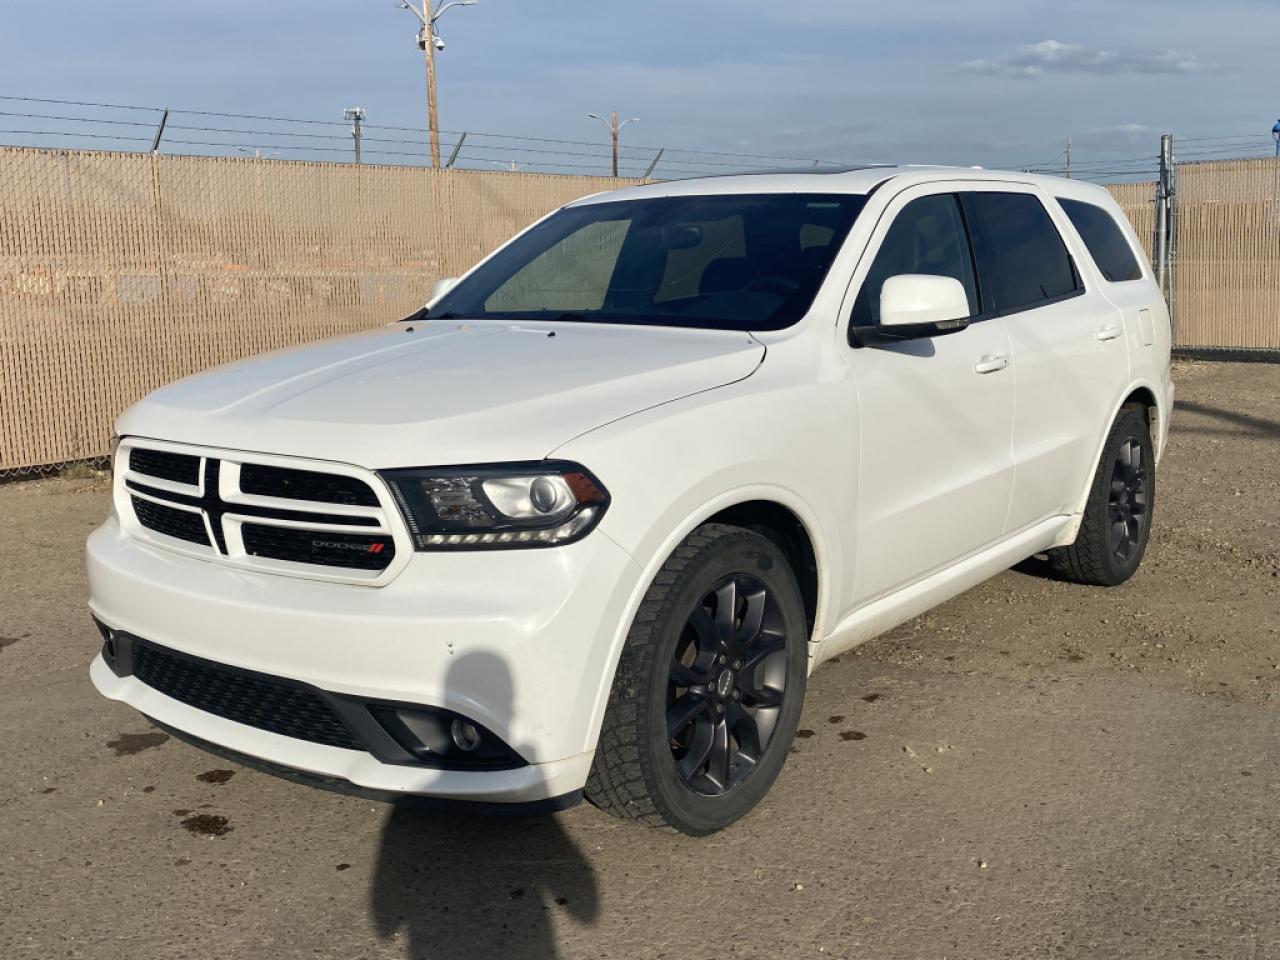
xmin=852 ymin=194 xmax=979 ymax=326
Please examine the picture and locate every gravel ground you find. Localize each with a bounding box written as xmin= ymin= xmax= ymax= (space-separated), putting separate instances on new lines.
xmin=1 ymin=359 xmax=1277 ymax=960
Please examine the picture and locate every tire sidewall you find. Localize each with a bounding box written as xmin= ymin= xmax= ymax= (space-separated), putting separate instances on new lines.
xmin=640 ymin=532 xmax=808 ymax=834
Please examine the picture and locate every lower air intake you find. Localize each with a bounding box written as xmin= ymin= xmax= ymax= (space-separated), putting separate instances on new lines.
xmin=132 ymin=641 xmax=361 ymax=751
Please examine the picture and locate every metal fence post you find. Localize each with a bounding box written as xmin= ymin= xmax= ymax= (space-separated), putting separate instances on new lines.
xmin=642 ymin=148 xmax=664 ymax=180
xmin=1154 ymin=134 xmax=1178 ymax=342
xmin=446 ymin=131 xmax=467 ymax=168
xmin=150 ymin=108 xmax=169 ymax=154
xmin=1166 ymin=136 xmax=1178 ymax=344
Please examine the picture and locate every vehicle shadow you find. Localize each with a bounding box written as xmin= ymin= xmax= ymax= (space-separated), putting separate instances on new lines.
xmin=370 ymin=805 xmax=598 ymax=959
xmin=368 ymin=652 xmax=600 ymax=960
xmin=1173 ymin=399 xmax=1280 ymax=441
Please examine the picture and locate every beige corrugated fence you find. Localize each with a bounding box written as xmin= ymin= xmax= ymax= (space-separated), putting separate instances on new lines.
xmin=1105 ymin=180 xmax=1156 ymax=261
xmin=0 ymin=147 xmax=641 ymax=473
xmin=1176 ymin=158 xmax=1280 ymax=350
xmin=0 ymin=147 xmax=1274 ymax=473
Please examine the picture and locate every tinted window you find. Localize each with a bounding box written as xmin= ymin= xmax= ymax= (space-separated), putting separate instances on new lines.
xmin=1058 ymin=197 xmax=1143 ymax=282
xmin=966 ymin=192 xmax=1080 ymax=313
xmin=852 ymin=194 xmax=978 ymax=326
xmin=427 ymin=193 xmax=866 ymax=332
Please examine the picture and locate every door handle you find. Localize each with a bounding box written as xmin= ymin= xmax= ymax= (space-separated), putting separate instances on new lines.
xmin=1096 ymin=324 xmax=1123 ymax=341
xmin=974 ymin=354 xmax=1010 ymax=374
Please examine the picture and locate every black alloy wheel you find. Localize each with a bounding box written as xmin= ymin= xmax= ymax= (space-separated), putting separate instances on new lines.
xmin=666 ymin=572 xmax=789 ymax=795
xmin=1107 ymin=437 xmax=1149 ymax=565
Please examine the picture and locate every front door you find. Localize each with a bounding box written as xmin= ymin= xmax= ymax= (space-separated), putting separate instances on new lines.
xmin=840 ymin=187 xmax=1016 ymax=610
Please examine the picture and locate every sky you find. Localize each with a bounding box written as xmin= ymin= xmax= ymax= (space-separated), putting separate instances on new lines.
xmin=2 ymin=0 xmax=1277 ymax=178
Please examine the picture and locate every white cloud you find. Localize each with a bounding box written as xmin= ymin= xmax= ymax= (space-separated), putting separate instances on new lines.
xmin=962 ymin=40 xmax=1220 ymax=77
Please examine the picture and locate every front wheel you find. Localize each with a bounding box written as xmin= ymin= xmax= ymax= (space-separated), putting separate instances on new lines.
xmin=1048 ymin=404 xmax=1155 ymax=586
xmin=586 ymin=524 xmax=808 ymax=834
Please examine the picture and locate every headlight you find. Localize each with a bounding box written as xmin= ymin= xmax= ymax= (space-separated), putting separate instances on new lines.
xmin=380 ymin=461 xmax=609 ymax=550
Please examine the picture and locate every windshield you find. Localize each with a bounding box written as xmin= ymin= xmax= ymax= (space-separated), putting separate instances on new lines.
xmin=424 ymin=192 xmax=867 ymax=332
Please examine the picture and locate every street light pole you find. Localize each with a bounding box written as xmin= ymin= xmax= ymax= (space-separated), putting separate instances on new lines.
xmin=344 ymin=107 xmax=367 ymax=164
xmin=588 ymin=111 xmax=639 ymax=177
xmin=398 ymin=0 xmax=478 ymax=170
xmin=422 ymin=2 xmax=440 ymax=167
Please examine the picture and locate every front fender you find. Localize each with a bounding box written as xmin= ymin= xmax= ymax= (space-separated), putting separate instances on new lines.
xmin=552 ymin=374 xmax=855 ymax=753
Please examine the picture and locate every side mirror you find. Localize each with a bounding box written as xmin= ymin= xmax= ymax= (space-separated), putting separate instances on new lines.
xmin=428 ymin=277 xmax=458 ymax=304
xmin=864 ymin=274 xmax=971 ymax=343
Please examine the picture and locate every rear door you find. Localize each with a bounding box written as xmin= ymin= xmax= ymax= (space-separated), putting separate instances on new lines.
xmin=962 ymin=188 xmax=1130 ymax=533
xmin=1057 ymin=194 xmax=1170 ymax=378
xmin=841 ymin=185 xmax=1015 ymax=608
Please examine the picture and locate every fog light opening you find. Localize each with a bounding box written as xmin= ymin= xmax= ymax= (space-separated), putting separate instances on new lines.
xmin=451 ymin=718 xmax=482 ymax=752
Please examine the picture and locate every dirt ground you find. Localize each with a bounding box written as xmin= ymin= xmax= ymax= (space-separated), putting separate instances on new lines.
xmin=1 ymin=359 xmax=1277 ymax=960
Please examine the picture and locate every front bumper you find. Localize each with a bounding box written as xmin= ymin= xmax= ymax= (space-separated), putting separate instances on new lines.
xmin=88 ymin=516 xmax=642 ymax=803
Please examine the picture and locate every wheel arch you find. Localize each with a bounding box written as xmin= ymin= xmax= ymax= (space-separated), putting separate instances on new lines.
xmin=583 ymin=486 xmax=834 ymax=754
xmin=703 ymin=499 xmax=820 ymax=640
xmin=1121 ymin=382 xmax=1159 ymax=441
xmin=1056 ymin=379 xmax=1164 ymax=546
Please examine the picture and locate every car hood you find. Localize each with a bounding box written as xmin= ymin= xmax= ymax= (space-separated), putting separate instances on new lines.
xmin=117 ymin=320 xmax=765 ymax=467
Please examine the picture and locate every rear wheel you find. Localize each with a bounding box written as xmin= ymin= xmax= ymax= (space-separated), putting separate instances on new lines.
xmin=1048 ymin=405 xmax=1155 ymax=586
xmin=586 ymin=524 xmax=808 ymax=834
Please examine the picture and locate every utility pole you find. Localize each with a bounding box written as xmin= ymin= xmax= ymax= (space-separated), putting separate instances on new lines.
xmin=345 ymin=107 xmax=366 ymax=164
xmin=398 ymin=1 xmax=478 ymax=169
xmin=1065 ymin=137 xmax=1072 ymax=178
xmin=422 ymin=2 xmax=440 ymax=167
xmin=588 ymin=111 xmax=639 ymax=177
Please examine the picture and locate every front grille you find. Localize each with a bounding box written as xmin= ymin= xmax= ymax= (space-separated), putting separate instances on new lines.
xmin=131 ymin=496 xmax=209 ymax=546
xmin=239 ymin=464 xmax=379 ymax=507
xmin=120 ymin=441 xmax=399 ymax=581
xmin=129 ymin=447 xmax=200 ymax=486
xmin=242 ymin=524 xmax=394 ymax=570
xmin=132 ymin=640 xmax=361 ymax=750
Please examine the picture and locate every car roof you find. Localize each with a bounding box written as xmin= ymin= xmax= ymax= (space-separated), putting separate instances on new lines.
xmin=567 ymin=165 xmax=1118 ymax=207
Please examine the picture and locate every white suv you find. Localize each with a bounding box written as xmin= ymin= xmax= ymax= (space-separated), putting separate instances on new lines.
xmin=89 ymin=166 xmax=1173 ymax=834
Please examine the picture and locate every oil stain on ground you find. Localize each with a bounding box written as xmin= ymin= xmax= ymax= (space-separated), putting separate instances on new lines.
xmin=0 ymin=633 xmax=29 ymax=651
xmin=840 ymin=731 xmax=868 ymax=741
xmin=195 ymin=769 xmax=236 ymax=784
xmin=179 ymin=813 xmax=231 ymax=837
xmin=106 ymin=732 xmax=169 ymax=756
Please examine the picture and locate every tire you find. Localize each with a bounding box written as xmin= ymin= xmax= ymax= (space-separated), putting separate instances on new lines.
xmin=585 ymin=523 xmax=808 ymax=835
xmin=1048 ymin=404 xmax=1155 ymax=586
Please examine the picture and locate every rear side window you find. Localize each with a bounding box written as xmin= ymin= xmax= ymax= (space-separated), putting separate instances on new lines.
xmin=965 ymin=192 xmax=1080 ymax=314
xmin=1058 ymin=198 xmax=1143 ymax=282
